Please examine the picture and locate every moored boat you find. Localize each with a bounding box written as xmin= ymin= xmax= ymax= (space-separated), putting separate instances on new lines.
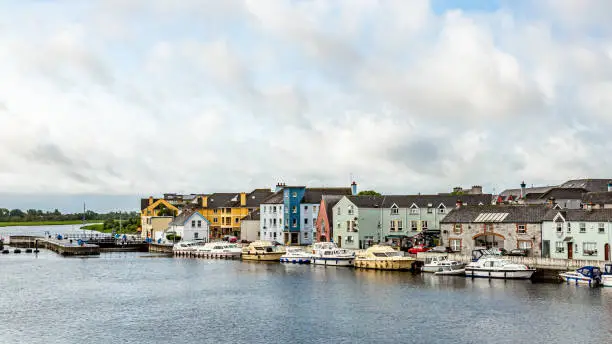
xmin=194 ymin=242 xmax=242 ymax=259
xmin=354 ymin=244 xmax=415 ymax=271
xmin=311 ymin=242 xmax=355 ymax=266
xmin=602 ymin=264 xmax=612 ymax=287
xmin=422 ymin=255 xmax=465 ymax=273
xmin=465 ymin=256 xmax=535 ymax=279
xmin=173 ymin=241 xmax=199 ymax=252
xmin=559 ymin=266 xmax=602 ymax=287
xmin=280 ymin=247 xmax=313 ymax=264
xmin=241 ymin=240 xmax=285 ymax=261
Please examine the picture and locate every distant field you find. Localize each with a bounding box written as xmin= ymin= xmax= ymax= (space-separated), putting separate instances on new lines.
xmin=0 ymin=220 xmax=101 ymax=227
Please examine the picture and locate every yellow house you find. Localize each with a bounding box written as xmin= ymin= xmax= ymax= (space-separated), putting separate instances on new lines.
xmin=140 ymin=197 xmax=179 ymax=240
xmin=198 ymin=189 xmax=272 ymax=239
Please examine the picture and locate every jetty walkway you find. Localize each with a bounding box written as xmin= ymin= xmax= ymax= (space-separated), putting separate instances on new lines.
xmin=8 ymin=236 xmax=100 ymax=256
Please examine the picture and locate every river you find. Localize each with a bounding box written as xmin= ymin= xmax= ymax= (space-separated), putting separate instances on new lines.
xmin=1 ymin=225 xmax=612 ymax=344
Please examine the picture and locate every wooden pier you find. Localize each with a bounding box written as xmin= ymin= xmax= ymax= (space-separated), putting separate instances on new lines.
xmin=148 ymin=243 xmax=174 ymax=254
xmin=8 ymin=236 xmax=100 ymax=256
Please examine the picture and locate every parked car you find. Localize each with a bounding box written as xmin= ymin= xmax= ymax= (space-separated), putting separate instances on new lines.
xmin=407 ymin=245 xmax=430 ymax=255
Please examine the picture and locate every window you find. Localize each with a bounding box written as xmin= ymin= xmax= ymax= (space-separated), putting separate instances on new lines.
xmin=453 ymin=224 xmax=462 ymax=234
xmin=518 ymin=240 xmax=532 ymax=249
xmin=599 ymin=223 xmax=605 ymax=234
xmin=292 ymin=219 xmax=297 ymax=227
xmin=579 ymin=223 xmax=586 ymax=233
xmin=555 ymin=241 xmax=564 ymax=253
xmin=337 ymin=222 xmax=341 ymax=229
xmin=257 ymin=232 xmax=260 ymax=238
xmin=194 ymin=232 xmax=199 ymax=239
xmin=191 ymin=220 xmax=196 ymax=227
xmin=292 ymin=192 xmax=297 ymax=197
xmin=213 ymin=209 xmax=218 ymax=214
xmin=484 ymin=224 xmax=494 ymax=232
xmin=273 ymin=206 xmax=276 ymax=213
xmin=583 ymin=242 xmax=597 ymax=256
xmin=235 ymin=218 xmax=239 ymax=223
xmin=304 ymin=205 xmax=308 ymax=211
xmin=337 ymin=207 xmax=341 ymax=215
xmin=304 ymin=218 xmax=309 ymax=225
xmin=411 ymin=220 xmax=418 ymax=231
xmin=273 ymin=232 xmax=277 ymax=239
xmin=450 ymin=239 xmax=461 ymax=252
xmin=410 ymin=206 xmax=419 ymax=215
xmin=263 ymin=219 xmax=267 ymax=228
xmin=397 ymin=220 xmax=403 ymax=231
xmin=427 ymin=208 xmax=433 ymax=214
xmin=517 ymin=224 xmax=526 ymax=234
xmin=438 ymin=206 xmax=446 ymax=214
xmin=390 ymin=220 xmax=395 ymax=231
xmin=263 ymin=206 xmax=267 ymax=213
xmin=421 ymin=221 xmax=428 ymax=230
xmin=346 ymin=236 xmax=354 ymax=243
xmin=391 ymin=205 xmax=399 ymax=215
xmin=556 ymin=222 xmax=562 ymax=233
xmin=348 ymin=206 xmax=354 ymax=215
xmin=273 ymin=219 xmax=277 ymax=226
xmin=197 ymin=220 xmax=202 ymax=228
xmin=304 ymin=232 xmax=309 ymax=239
xmin=213 ymin=218 xmax=218 ymax=223
xmin=313 ymin=206 xmax=317 ymax=213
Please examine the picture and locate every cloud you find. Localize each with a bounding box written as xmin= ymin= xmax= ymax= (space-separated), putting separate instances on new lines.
xmin=0 ymin=0 xmax=612 ymax=202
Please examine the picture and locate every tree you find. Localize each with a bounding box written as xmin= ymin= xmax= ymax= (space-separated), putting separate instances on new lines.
xmin=10 ymin=209 xmax=25 ymax=217
xmin=0 ymin=208 xmax=9 ymax=217
xmin=358 ymin=190 xmax=381 ymax=196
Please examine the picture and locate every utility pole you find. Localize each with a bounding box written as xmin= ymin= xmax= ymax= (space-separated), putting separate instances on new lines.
xmin=82 ymin=202 xmax=86 ymax=238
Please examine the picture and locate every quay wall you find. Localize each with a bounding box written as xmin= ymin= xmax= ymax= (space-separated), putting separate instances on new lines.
xmin=8 ymin=236 xmax=100 ymax=256
xmin=416 ymin=252 xmax=607 ymax=270
xmin=148 ymin=243 xmax=174 ymax=254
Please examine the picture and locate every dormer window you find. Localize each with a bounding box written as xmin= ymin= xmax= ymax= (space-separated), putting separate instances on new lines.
xmin=438 ymin=205 xmax=446 ymax=214
xmin=348 ymin=205 xmax=354 ymax=215
xmin=410 ymin=204 xmax=419 ymax=215
xmin=390 ymin=204 xmax=399 ymax=215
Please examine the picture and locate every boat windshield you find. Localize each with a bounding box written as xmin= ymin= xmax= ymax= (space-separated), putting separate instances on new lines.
xmin=606 ymin=265 xmax=612 ymax=274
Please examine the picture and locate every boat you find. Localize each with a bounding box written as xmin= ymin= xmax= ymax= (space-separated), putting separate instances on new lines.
xmin=311 ymin=242 xmax=355 ymax=267
xmin=422 ymin=255 xmax=465 ymax=273
xmin=241 ymin=240 xmax=285 ymax=261
xmin=195 ymin=242 xmax=242 ymax=259
xmin=465 ymin=256 xmax=535 ymax=279
xmin=433 ymin=263 xmax=466 ymax=276
xmin=172 ymin=241 xmax=199 ymax=252
xmin=354 ymin=244 xmax=415 ymax=271
xmin=559 ymin=266 xmax=602 ymax=287
xmin=602 ymin=264 xmax=612 ymax=287
xmin=280 ymin=247 xmax=313 ymax=264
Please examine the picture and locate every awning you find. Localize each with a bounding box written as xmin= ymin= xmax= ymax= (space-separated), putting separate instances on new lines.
xmin=563 ymin=236 xmax=573 ymax=242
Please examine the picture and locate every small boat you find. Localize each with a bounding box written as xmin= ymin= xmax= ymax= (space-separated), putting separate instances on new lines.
xmin=422 ymin=255 xmax=465 ymax=273
xmin=280 ymin=247 xmax=313 ymax=264
xmin=602 ymin=264 xmax=612 ymax=287
xmin=354 ymin=244 xmax=415 ymax=271
xmin=434 ymin=265 xmax=466 ymax=276
xmin=242 ymin=240 xmax=285 ymax=261
xmin=559 ymin=266 xmax=602 ymax=287
xmin=311 ymin=242 xmax=355 ymax=267
xmin=465 ymin=257 xmax=535 ymax=279
xmin=172 ymin=241 xmax=199 ymax=252
xmin=194 ymin=242 xmax=242 ymax=258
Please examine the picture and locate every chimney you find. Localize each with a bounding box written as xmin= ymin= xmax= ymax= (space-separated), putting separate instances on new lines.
xmin=240 ymin=192 xmax=246 ymax=206
xmin=275 ymin=182 xmax=284 ymax=192
xmin=608 ymin=181 xmax=612 ymax=192
xmin=453 ymin=186 xmax=462 ymax=193
xmin=587 ymin=202 xmax=593 ymax=211
xmin=148 ymin=196 xmax=153 ymax=205
xmin=547 ymin=197 xmax=556 ymax=208
xmin=351 ymin=181 xmax=358 ymax=196
xmin=456 ymin=199 xmax=463 ymax=209
xmin=520 ymin=181 xmax=526 ymax=199
xmin=202 ymin=195 xmax=208 ymax=208
xmin=471 ymin=185 xmax=482 ymax=195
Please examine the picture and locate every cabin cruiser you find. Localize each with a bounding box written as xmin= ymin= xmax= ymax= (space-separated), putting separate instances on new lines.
xmin=172 ymin=241 xmax=200 ymax=252
xmin=422 ymin=255 xmax=465 ymax=274
xmin=280 ymin=247 xmax=313 ymax=264
xmin=465 ymin=256 xmax=535 ymax=279
xmin=194 ymin=242 xmax=242 ymax=258
xmin=311 ymin=242 xmax=355 ymax=267
xmin=559 ymin=266 xmax=602 ymax=287
xmin=602 ymin=264 xmax=612 ymax=287
xmin=433 ymin=261 xmax=466 ymax=276
xmin=241 ymin=240 xmax=285 ymax=261
xmin=354 ymin=244 xmax=415 ymax=271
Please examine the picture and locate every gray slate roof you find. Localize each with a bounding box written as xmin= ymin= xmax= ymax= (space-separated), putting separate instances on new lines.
xmin=544 ymin=209 xmax=612 ymax=222
xmin=261 ymin=187 xmax=352 ymax=205
xmin=246 ymin=189 xmax=274 ymax=207
xmin=322 ymin=195 xmax=344 ymax=221
xmin=242 ymin=209 xmax=260 ymax=221
xmin=169 ymin=209 xmax=202 ymax=226
xmin=440 ymin=205 xmax=549 ymax=224
xmin=261 ymin=191 xmax=284 ymax=204
xmin=346 ymin=194 xmax=492 ymax=208
xmin=560 ymin=179 xmax=612 ymax=192
xmin=538 ymin=188 xmax=588 ymax=200
xmin=582 ymin=191 xmax=612 ymax=205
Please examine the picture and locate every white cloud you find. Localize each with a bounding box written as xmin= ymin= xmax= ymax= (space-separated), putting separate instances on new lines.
xmin=0 ymin=0 xmax=612 ymax=199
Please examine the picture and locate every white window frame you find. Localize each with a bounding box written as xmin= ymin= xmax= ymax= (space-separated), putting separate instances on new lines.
xmin=598 ymin=223 xmax=605 ymax=234
xmin=450 ymin=239 xmax=461 ymax=252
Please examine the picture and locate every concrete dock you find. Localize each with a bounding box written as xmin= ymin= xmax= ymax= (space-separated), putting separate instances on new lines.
xmin=8 ymin=236 xmax=100 ymax=256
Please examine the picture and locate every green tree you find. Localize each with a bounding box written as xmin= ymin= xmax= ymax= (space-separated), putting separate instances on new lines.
xmin=10 ymin=209 xmax=25 ymax=217
xmin=358 ymin=190 xmax=381 ymax=196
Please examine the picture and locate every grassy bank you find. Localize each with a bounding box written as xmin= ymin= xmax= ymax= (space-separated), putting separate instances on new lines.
xmin=82 ymin=220 xmax=140 ymax=235
xmin=0 ymin=220 xmax=101 ymax=227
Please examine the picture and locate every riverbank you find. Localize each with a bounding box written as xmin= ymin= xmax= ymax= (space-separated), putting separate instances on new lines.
xmin=81 ymin=221 xmax=139 ymax=235
xmin=0 ymin=220 xmax=101 ymax=227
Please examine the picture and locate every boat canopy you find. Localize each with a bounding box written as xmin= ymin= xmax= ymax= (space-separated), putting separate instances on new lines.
xmin=577 ymin=266 xmax=601 ymax=278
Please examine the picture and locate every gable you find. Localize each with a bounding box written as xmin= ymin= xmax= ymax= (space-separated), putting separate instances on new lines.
xmin=186 ymin=212 xmax=209 ymax=225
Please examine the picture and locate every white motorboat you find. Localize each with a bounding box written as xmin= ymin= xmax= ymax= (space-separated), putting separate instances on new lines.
xmin=173 ymin=241 xmax=199 ymax=252
xmin=280 ymin=247 xmax=313 ymax=264
xmin=195 ymin=242 xmax=242 ymax=258
xmin=311 ymin=242 xmax=355 ymax=267
xmin=559 ymin=266 xmax=602 ymax=287
xmin=422 ymin=255 xmax=465 ymax=273
xmin=465 ymin=256 xmax=535 ymax=279
xmin=602 ymin=264 xmax=612 ymax=287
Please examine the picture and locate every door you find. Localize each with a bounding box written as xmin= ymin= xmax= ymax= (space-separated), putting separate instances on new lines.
xmin=567 ymin=242 xmax=573 ymax=260
xmin=605 ymin=243 xmax=610 ymax=261
xmin=337 ymin=236 xmax=342 ymax=248
xmin=542 ymin=240 xmax=550 ymax=258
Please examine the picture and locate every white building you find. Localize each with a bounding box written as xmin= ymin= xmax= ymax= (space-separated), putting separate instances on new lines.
xmin=240 ymin=209 xmax=260 ymax=242
xmin=542 ymin=209 xmax=612 ymax=261
xmin=167 ymin=210 xmax=210 ymax=242
xmin=260 ymin=191 xmax=285 ymax=243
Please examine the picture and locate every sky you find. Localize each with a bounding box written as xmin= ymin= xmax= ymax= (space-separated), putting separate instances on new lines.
xmin=1 ymin=0 xmax=612 ymax=212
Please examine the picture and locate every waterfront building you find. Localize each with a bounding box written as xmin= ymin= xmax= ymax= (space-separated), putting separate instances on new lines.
xmin=167 ymin=210 xmax=210 ymax=242
xmin=498 ymin=179 xmax=612 ymax=208
xmin=440 ymin=205 xmax=548 ymax=257
xmin=315 ymin=195 xmax=344 ymax=242
xmin=260 ymin=183 xmax=354 ymax=245
xmin=140 ymin=197 xmax=179 ymax=240
xmin=332 ymin=195 xmax=383 ymax=249
xmin=240 ymin=209 xmax=260 ymax=242
xmin=198 ymin=189 xmax=273 ymax=239
xmin=542 ymin=208 xmax=612 ymax=261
